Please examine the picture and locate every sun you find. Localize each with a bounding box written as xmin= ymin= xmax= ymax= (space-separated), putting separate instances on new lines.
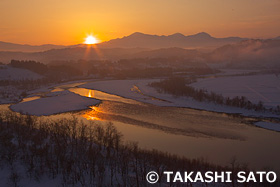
xmin=84 ymin=35 xmax=98 ymax=44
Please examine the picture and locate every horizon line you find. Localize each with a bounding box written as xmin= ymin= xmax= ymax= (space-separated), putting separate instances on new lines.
xmin=0 ymin=31 xmax=279 ymax=46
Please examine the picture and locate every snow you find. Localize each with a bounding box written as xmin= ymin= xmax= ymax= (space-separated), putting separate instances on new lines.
xmin=191 ymin=74 xmax=280 ymax=107
xmin=10 ymin=90 xmax=100 ymax=116
xmin=79 ymin=79 xmax=156 ymax=102
xmin=254 ymin=121 xmax=280 ymax=132
xmin=0 ymin=86 xmax=22 ymax=104
xmin=215 ymin=69 xmax=260 ymax=76
xmin=0 ymin=65 xmax=43 ymax=80
xmin=79 ymin=79 xmax=279 ymax=118
xmin=0 ymin=65 xmax=44 ymax=104
xmin=0 ymin=163 xmax=62 ymax=187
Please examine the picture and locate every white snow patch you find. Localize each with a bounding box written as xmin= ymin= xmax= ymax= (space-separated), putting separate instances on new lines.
xmin=80 ymin=79 xmax=279 ymax=118
xmin=10 ymin=90 xmax=100 ymax=116
xmin=0 ymin=65 xmax=43 ymax=80
xmin=191 ymin=74 xmax=280 ymax=107
xmin=254 ymin=121 xmax=280 ymax=132
xmin=0 ymin=163 xmax=62 ymax=187
xmin=80 ymin=79 xmax=155 ymax=102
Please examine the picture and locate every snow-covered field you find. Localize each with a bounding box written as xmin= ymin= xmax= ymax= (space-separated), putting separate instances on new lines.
xmin=0 ymin=65 xmax=42 ymax=80
xmin=10 ymin=90 xmax=100 ymax=116
xmin=191 ymin=74 xmax=280 ymax=108
xmin=3 ymin=74 xmax=280 ymax=128
xmin=80 ymin=79 xmax=279 ymax=118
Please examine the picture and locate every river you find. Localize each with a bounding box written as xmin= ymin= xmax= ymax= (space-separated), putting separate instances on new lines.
xmin=2 ymin=81 xmax=280 ymax=174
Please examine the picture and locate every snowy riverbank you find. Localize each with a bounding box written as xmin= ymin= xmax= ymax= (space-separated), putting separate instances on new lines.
xmin=79 ymin=79 xmax=279 ymax=118
xmin=10 ymin=90 xmax=100 ymax=116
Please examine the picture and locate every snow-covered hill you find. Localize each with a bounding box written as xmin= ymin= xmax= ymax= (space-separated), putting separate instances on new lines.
xmin=0 ymin=65 xmax=43 ymax=80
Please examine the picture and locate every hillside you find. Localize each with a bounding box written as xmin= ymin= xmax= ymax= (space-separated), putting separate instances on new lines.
xmin=0 ymin=65 xmax=43 ymax=80
xmin=0 ymin=41 xmax=67 ymax=52
xmin=0 ymin=37 xmax=279 ymax=69
xmin=0 ymin=47 xmax=147 ymax=63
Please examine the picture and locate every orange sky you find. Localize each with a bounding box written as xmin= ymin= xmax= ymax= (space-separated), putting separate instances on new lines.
xmin=0 ymin=0 xmax=279 ymax=45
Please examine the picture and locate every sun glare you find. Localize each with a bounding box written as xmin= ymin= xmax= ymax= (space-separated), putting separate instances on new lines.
xmin=84 ymin=35 xmax=98 ymax=44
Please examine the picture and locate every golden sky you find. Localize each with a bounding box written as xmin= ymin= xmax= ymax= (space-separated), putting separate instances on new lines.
xmin=0 ymin=0 xmax=279 ymax=45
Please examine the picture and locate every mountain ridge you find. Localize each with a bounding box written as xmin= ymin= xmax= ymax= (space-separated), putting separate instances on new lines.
xmin=0 ymin=41 xmax=67 ymax=52
xmin=97 ymin=32 xmax=247 ymax=49
xmin=0 ymin=39 xmax=279 ymax=69
xmin=0 ymin=32 xmax=269 ymax=52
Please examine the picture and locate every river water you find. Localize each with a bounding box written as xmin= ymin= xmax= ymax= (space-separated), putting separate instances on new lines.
xmin=1 ymin=81 xmax=280 ymax=174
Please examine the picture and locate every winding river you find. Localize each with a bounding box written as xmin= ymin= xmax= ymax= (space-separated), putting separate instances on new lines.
xmin=1 ymin=81 xmax=280 ymax=174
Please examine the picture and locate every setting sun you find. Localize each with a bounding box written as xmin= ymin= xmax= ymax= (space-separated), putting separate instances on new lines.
xmin=84 ymin=35 xmax=98 ymax=44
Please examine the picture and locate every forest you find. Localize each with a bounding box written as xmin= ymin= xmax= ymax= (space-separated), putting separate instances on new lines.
xmin=9 ymin=59 xmax=216 ymax=79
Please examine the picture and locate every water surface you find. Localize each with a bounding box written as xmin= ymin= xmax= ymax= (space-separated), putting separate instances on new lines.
xmin=3 ymin=81 xmax=280 ymax=174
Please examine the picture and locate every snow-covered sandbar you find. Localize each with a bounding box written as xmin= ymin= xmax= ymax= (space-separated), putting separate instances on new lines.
xmin=10 ymin=90 xmax=100 ymax=116
xmin=79 ymin=79 xmax=279 ymax=118
xmin=254 ymin=121 xmax=280 ymax=132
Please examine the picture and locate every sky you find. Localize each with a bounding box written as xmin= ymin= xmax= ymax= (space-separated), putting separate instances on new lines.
xmin=0 ymin=0 xmax=279 ymax=45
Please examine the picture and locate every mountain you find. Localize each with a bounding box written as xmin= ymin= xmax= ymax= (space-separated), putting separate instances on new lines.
xmin=0 ymin=41 xmax=67 ymax=52
xmin=1 ymin=32 xmax=278 ymax=53
xmin=97 ymin=32 xmax=247 ymax=49
xmin=0 ymin=39 xmax=279 ymax=69
xmin=0 ymin=33 xmax=279 ymax=68
xmin=128 ymin=47 xmax=200 ymax=59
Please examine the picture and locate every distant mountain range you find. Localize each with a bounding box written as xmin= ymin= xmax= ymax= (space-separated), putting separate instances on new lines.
xmin=0 ymin=41 xmax=67 ymax=52
xmin=97 ymin=32 xmax=247 ymax=49
xmin=1 ymin=32 xmax=279 ymax=53
xmin=0 ymin=32 xmax=248 ymax=52
xmin=0 ymin=38 xmax=279 ymax=69
xmin=0 ymin=32 xmax=279 ymax=69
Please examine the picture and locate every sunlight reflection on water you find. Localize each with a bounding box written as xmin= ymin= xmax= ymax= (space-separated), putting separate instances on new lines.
xmin=82 ymin=106 xmax=102 ymax=121
xmin=21 ymin=96 xmax=41 ymax=103
xmin=69 ymin=87 xmax=140 ymax=105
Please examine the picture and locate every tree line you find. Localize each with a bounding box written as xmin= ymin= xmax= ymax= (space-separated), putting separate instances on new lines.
xmin=149 ymin=77 xmax=280 ymax=114
xmin=9 ymin=59 xmax=217 ymax=80
xmin=0 ymin=111 xmax=276 ymax=186
xmin=10 ymin=60 xmax=83 ymax=80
